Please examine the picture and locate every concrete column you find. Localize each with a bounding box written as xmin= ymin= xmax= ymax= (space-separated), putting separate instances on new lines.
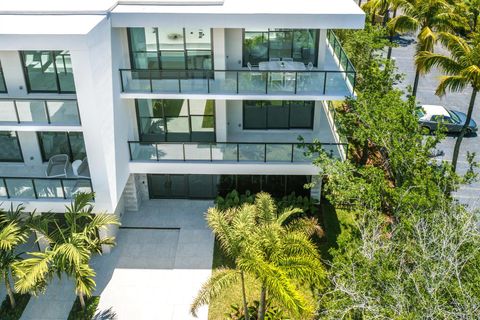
xmin=215 ymin=100 xmax=227 ymax=142
xmin=310 ymin=175 xmax=323 ymax=203
xmin=0 ymin=51 xmax=29 ymax=97
xmin=317 ymin=29 xmax=328 ymax=69
xmin=17 ymin=131 xmax=43 ymax=166
xmin=213 ymin=28 xmax=226 ymax=82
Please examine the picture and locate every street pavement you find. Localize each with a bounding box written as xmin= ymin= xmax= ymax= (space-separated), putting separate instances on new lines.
xmin=389 ymin=34 xmax=480 ymax=211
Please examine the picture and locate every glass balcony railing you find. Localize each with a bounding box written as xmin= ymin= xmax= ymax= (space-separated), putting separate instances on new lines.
xmin=128 ymin=141 xmax=347 ymax=162
xmin=0 ymin=177 xmax=93 ymax=200
xmin=0 ymin=99 xmax=81 ymax=125
xmin=326 ymin=30 xmax=356 ymax=80
xmin=120 ymin=69 xmax=355 ymax=97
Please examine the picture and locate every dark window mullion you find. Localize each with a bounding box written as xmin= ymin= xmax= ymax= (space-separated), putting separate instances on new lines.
xmin=66 ymin=132 xmax=74 ymax=160
xmin=52 ymin=51 xmax=61 ymax=94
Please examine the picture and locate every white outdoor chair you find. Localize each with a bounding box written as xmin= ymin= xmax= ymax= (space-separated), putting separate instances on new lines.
xmin=247 ymin=62 xmax=253 ymax=71
xmin=72 ymin=157 xmax=90 ymax=178
xmin=45 ymin=154 xmax=69 ymax=178
xmin=307 ymin=62 xmax=314 ymax=70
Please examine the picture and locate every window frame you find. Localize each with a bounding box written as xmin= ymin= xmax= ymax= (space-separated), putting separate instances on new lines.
xmin=0 ymin=131 xmax=24 ymax=163
xmin=242 ymin=100 xmax=315 ymax=130
xmin=37 ymin=131 xmax=86 ymax=162
xmin=0 ymin=61 xmax=7 ymax=93
xmin=20 ymin=51 xmax=76 ymax=94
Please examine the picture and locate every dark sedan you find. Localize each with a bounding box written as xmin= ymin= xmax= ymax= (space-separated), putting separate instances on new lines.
xmin=417 ymin=105 xmax=478 ymax=135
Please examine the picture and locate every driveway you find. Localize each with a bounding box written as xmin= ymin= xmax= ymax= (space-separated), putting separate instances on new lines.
xmin=91 ymin=199 xmax=215 ymax=320
xmin=390 ymin=34 xmax=480 ymax=210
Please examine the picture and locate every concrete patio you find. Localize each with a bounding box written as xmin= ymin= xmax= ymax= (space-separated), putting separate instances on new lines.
xmin=91 ymin=199 xmax=215 ymax=320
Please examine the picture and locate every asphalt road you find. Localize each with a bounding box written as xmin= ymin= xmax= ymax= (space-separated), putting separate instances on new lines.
xmin=389 ymin=35 xmax=480 ymax=211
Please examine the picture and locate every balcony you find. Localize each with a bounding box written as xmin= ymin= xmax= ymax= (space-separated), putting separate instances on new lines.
xmin=0 ymin=163 xmax=92 ymax=200
xmin=0 ymin=99 xmax=81 ymax=126
xmin=128 ymin=141 xmax=346 ymax=162
xmin=120 ymin=31 xmax=356 ymax=99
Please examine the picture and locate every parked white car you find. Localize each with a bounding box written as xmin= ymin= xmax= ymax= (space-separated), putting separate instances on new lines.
xmin=417 ymin=104 xmax=478 ymax=135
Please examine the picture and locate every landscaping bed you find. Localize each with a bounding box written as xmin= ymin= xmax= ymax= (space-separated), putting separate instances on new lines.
xmin=0 ymin=293 xmax=31 ymax=320
xmin=67 ymin=296 xmax=100 ymax=320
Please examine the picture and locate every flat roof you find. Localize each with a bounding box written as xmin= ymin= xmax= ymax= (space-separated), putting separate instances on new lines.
xmin=0 ymin=15 xmax=106 ymax=35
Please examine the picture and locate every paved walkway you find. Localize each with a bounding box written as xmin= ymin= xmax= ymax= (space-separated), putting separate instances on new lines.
xmin=92 ymin=199 xmax=215 ymax=320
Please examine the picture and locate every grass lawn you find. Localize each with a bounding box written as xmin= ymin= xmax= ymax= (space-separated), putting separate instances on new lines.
xmin=0 ymin=293 xmax=31 ymax=320
xmin=67 ymin=296 xmax=100 ymax=320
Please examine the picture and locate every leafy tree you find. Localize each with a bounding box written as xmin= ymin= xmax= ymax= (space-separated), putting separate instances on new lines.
xmin=388 ymin=0 xmax=461 ymax=96
xmin=13 ymin=193 xmax=119 ymax=309
xmin=416 ymin=32 xmax=480 ymax=172
xmin=191 ymin=193 xmax=325 ymax=320
xmin=0 ymin=205 xmax=29 ymax=309
xmin=464 ymin=0 xmax=480 ymax=33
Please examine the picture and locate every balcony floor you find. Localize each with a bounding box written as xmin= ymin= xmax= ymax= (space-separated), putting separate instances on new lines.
xmin=0 ymin=163 xmax=81 ymax=178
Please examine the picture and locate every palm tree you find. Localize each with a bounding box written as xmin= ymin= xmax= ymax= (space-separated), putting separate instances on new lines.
xmin=464 ymin=0 xmax=480 ymax=33
xmin=191 ymin=204 xmax=257 ymax=319
xmin=13 ymin=193 xmax=120 ymax=309
xmin=416 ymin=32 xmax=480 ymax=171
xmin=244 ymin=193 xmax=325 ymax=320
xmin=0 ymin=205 xmax=29 ymax=309
xmin=388 ymin=0 xmax=460 ymax=96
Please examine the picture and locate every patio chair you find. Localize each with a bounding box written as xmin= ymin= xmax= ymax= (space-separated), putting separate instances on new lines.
xmin=45 ymin=154 xmax=69 ymax=178
xmin=282 ymin=57 xmax=294 ymax=62
xmin=307 ymin=62 xmax=314 ymax=71
xmin=72 ymin=157 xmax=90 ymax=178
xmin=247 ymin=62 xmax=263 ymax=84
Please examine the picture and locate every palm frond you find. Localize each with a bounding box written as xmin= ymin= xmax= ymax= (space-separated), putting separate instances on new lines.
xmin=286 ymin=217 xmax=324 ymax=238
xmin=190 ymin=268 xmax=240 ymax=317
xmin=13 ymin=251 xmax=55 ymax=295
xmin=74 ymin=263 xmax=96 ymax=297
xmin=436 ymin=75 xmax=470 ymax=96
xmin=0 ymin=222 xmax=27 ymax=251
xmin=388 ymin=15 xmax=419 ymax=34
xmin=416 ymin=51 xmax=462 ymax=74
xmin=276 ymin=207 xmax=303 ymax=226
xmin=254 ymin=192 xmax=277 ymax=223
xmin=417 ymin=26 xmax=437 ymax=52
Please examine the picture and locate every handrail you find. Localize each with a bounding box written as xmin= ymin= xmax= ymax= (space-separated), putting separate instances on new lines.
xmin=128 ymin=141 xmax=348 ymax=162
xmin=326 ymin=30 xmax=356 ymax=74
xmin=0 ymin=177 xmax=93 ymax=200
xmin=0 ymin=99 xmax=81 ymax=125
xmin=119 ymin=68 xmax=356 ymax=96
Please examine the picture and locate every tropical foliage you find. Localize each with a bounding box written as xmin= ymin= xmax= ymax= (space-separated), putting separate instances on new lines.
xmin=13 ymin=193 xmax=119 ymax=310
xmin=191 ymin=193 xmax=325 ymax=320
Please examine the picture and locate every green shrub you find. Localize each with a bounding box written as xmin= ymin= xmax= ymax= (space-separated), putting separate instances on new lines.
xmin=215 ymin=190 xmax=318 ymax=215
xmin=67 ymin=296 xmax=100 ymax=320
xmin=0 ymin=293 xmax=31 ymax=320
xmin=226 ymin=301 xmax=286 ymax=320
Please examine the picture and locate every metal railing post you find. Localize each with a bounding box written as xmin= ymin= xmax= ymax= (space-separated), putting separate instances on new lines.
xmin=60 ymin=179 xmax=66 ymax=199
xmin=3 ymin=178 xmax=10 ymax=199
xmin=182 ymin=143 xmax=186 ymax=161
xmin=209 ymin=143 xmax=213 ymax=162
xmin=323 ymin=72 xmax=328 ymax=94
xmin=32 ymin=179 xmax=38 ymax=199
xmin=149 ymin=70 xmax=153 ymax=93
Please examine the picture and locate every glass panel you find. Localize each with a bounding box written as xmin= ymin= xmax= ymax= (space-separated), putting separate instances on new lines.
xmin=244 ymin=32 xmax=269 ymax=65
xmin=188 ymin=175 xmax=213 ymax=198
xmin=165 ymin=117 xmax=190 ymax=141
xmin=22 ymin=51 xmax=57 ymax=92
xmin=286 ymin=175 xmax=310 ymax=197
xmin=269 ymin=31 xmax=293 ymax=59
xmin=129 ymin=27 xmax=158 ymax=52
xmin=189 ymin=99 xmax=214 ymax=115
xmin=184 ymin=143 xmax=211 ymax=160
xmin=156 ymin=144 xmax=184 ymax=160
xmin=16 ymin=100 xmax=48 ymax=123
xmin=164 ymin=99 xmax=188 ymax=116
xmin=55 ymin=52 xmax=75 ymax=92
xmin=237 ymin=175 xmax=262 ymax=194
xmin=122 ymin=70 xmax=151 ymax=92
xmin=325 ymin=72 xmax=349 ymax=96
xmin=63 ymin=179 xmax=92 ymax=199
xmin=5 ymin=179 xmax=35 ymax=199
xmin=0 ymin=101 xmax=18 ymax=122
xmin=186 ymin=51 xmax=212 ymax=70
xmin=238 ymin=144 xmax=264 ymax=161
xmin=169 ymin=175 xmax=187 ymax=197
xmin=38 ymin=132 xmax=69 ymax=161
xmin=211 ymin=143 xmax=237 ymax=161
xmin=243 ymin=101 xmax=266 ymax=129
xmin=293 ymin=30 xmax=317 ymax=64
xmin=0 ymin=131 xmax=23 ymax=162
xmin=34 ymin=179 xmax=63 ymax=198
xmin=69 ymin=132 xmax=86 ymax=161
xmin=47 ymin=100 xmax=80 ymax=125
xmin=158 ymin=28 xmax=185 ymax=51
xmin=293 ymin=144 xmax=314 ymax=162
xmin=262 ymin=175 xmax=286 ymax=197
xmin=266 ymin=144 xmax=292 ymax=162
xmin=191 ymin=116 xmax=215 ymax=142
xmin=147 ymin=175 xmax=169 ymax=198
xmin=132 ymin=52 xmax=159 ymax=69
xmin=0 ymin=62 xmax=6 ymax=93
xmin=289 ymin=101 xmax=314 ymax=128
xmin=266 ymin=101 xmax=289 ymax=129
xmin=130 ymin=142 xmax=157 ymax=160
xmin=238 ymin=71 xmax=267 ymax=94
xmin=0 ymin=179 xmax=7 ymax=197
xmin=216 ymin=175 xmax=235 ymax=196
xmin=139 ymin=118 xmax=166 ymax=141
xmin=296 ymin=72 xmax=325 ymax=94
xmin=160 ymin=51 xmax=185 ymax=70
xmin=185 ymin=28 xmax=211 ymax=50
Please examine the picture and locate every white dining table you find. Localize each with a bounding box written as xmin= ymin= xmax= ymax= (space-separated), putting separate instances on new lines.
xmin=258 ymin=61 xmax=306 ymax=71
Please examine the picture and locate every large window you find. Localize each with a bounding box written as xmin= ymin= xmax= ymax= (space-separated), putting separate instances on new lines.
xmin=21 ymin=51 xmax=75 ymax=93
xmin=243 ymin=100 xmax=314 ymax=130
xmin=128 ymin=28 xmax=213 ymax=70
xmin=37 ymin=132 xmax=86 ymax=162
xmin=243 ymin=29 xmax=319 ymax=66
xmin=0 ymin=61 xmax=6 ymax=93
xmin=147 ymin=174 xmax=311 ymax=199
xmin=0 ymin=131 xmax=23 ymax=162
xmin=136 ymin=99 xmax=215 ymax=142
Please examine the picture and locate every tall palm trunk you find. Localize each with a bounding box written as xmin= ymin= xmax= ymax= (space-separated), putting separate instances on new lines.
xmin=412 ymin=68 xmax=420 ymax=96
xmin=3 ymin=270 xmax=16 ymax=308
xmin=387 ymin=9 xmax=397 ymax=60
xmin=257 ymin=284 xmax=267 ymax=320
xmin=79 ymin=292 xmax=86 ymax=310
xmin=452 ymin=89 xmax=478 ymax=171
xmin=240 ymin=271 xmax=249 ymax=320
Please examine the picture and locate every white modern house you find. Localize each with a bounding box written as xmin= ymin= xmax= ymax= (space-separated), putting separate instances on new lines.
xmin=0 ymin=0 xmax=364 ymax=235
